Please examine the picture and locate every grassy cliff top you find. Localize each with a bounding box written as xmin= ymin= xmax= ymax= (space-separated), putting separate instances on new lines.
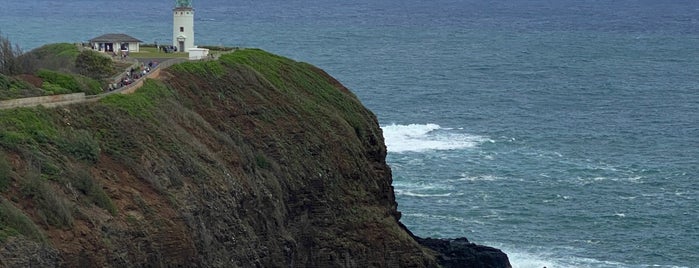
xmin=0 ymin=48 xmax=440 ymax=267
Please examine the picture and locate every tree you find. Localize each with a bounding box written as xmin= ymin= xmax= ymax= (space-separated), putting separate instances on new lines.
xmin=0 ymin=32 xmax=24 ymax=75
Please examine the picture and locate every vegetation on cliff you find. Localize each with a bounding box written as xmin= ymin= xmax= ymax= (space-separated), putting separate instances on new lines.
xmin=0 ymin=47 xmax=510 ymax=267
xmin=1 ymin=35 xmax=119 ymax=100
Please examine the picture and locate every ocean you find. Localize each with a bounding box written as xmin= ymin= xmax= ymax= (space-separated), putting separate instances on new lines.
xmin=2 ymin=0 xmax=698 ymax=267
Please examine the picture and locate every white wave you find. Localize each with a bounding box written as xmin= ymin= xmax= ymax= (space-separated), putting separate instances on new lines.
xmin=393 ymin=181 xmax=454 ymax=191
xmin=381 ymin=123 xmax=490 ymax=153
xmin=458 ymin=174 xmax=503 ymax=182
xmin=503 ymin=247 xmax=623 ymax=268
xmin=506 ymin=251 xmax=556 ymax=268
xmin=500 ymin=245 xmax=687 ymax=268
xmin=402 ymin=212 xmax=479 ymax=225
xmin=394 ymin=189 xmax=452 ymax=198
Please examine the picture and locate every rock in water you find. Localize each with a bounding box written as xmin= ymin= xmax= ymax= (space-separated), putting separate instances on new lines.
xmin=416 ymin=237 xmax=512 ymax=268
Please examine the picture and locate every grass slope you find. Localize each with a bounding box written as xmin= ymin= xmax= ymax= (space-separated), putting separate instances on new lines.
xmin=0 ymin=48 xmax=427 ymax=267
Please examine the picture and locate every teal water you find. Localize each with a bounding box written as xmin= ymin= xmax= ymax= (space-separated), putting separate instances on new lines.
xmin=2 ymin=1 xmax=698 ymax=267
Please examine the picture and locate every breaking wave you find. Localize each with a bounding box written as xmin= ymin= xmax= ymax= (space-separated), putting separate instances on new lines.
xmin=381 ymin=123 xmax=491 ymax=153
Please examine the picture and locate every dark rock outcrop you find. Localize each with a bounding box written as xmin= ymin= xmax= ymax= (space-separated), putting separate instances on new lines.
xmin=416 ymin=237 xmax=512 ymax=268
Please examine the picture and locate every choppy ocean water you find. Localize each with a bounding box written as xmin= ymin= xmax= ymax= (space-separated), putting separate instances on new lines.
xmin=2 ymin=0 xmax=698 ymax=267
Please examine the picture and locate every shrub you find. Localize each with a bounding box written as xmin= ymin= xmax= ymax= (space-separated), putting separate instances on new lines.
xmin=0 ymin=74 xmax=42 ymax=100
xmin=70 ymin=169 xmax=116 ymax=215
xmin=0 ymin=107 xmax=58 ymax=148
xmin=171 ymin=60 xmax=225 ymax=77
xmin=75 ymin=50 xmax=114 ymax=80
xmin=59 ymin=129 xmax=101 ymax=163
xmin=0 ymin=198 xmax=45 ymax=242
xmin=100 ymin=79 xmax=171 ymax=118
xmin=31 ymin=43 xmax=79 ymax=59
xmin=0 ymin=152 xmax=11 ymax=191
xmin=36 ymin=69 xmax=80 ymax=92
xmin=41 ymin=81 xmax=71 ymax=95
xmin=255 ymin=154 xmax=270 ymax=169
xmin=21 ymin=173 xmax=73 ymax=228
xmin=36 ymin=68 xmax=102 ymax=95
xmin=0 ymin=32 xmax=25 ymax=75
xmin=74 ymin=75 xmax=103 ymax=95
xmin=0 ymin=73 xmax=9 ymax=89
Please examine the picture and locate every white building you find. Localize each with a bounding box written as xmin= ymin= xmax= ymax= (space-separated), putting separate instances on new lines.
xmin=188 ymin=48 xmax=210 ymax=60
xmin=89 ymin=33 xmax=142 ymax=53
xmin=173 ymin=0 xmax=195 ymax=52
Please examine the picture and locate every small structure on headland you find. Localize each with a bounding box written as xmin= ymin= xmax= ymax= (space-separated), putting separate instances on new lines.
xmin=89 ymin=33 xmax=142 ymax=53
xmin=188 ymin=47 xmax=209 ymax=60
xmin=173 ymin=0 xmax=195 ymax=52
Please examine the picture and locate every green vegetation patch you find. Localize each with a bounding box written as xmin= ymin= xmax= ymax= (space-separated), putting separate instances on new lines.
xmin=31 ymin=43 xmax=80 ymax=59
xmin=219 ymin=49 xmax=368 ymax=135
xmin=0 ymin=107 xmax=58 ymax=148
xmin=171 ymin=60 xmax=226 ymax=78
xmin=100 ymin=79 xmax=171 ymax=118
xmin=36 ymin=68 xmax=102 ymax=95
xmin=219 ymin=49 xmax=287 ymax=89
xmin=0 ymin=198 xmax=46 ymax=243
xmin=20 ymin=173 xmax=74 ymax=228
xmin=69 ymin=169 xmax=116 ymax=215
xmin=0 ymin=74 xmax=41 ymax=100
xmin=0 ymin=74 xmax=9 ymax=89
xmin=75 ymin=50 xmax=115 ymax=80
xmin=0 ymin=152 xmax=10 ymax=191
xmin=20 ymin=43 xmax=81 ymax=73
xmin=58 ymin=129 xmax=101 ymax=163
xmin=36 ymin=69 xmax=80 ymax=92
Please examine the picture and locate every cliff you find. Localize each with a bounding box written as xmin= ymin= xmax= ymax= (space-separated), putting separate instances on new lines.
xmin=0 ymin=49 xmax=510 ymax=267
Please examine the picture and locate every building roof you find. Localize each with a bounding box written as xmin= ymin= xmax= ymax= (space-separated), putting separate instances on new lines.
xmin=89 ymin=33 xmax=142 ymax=43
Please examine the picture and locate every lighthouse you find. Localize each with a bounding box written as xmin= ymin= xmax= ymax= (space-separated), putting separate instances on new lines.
xmin=173 ymin=0 xmax=194 ymax=52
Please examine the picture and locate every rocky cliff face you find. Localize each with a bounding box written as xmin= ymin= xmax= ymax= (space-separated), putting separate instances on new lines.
xmin=0 ymin=49 xmax=510 ymax=267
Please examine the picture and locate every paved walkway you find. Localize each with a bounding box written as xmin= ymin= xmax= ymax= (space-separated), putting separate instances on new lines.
xmin=0 ymin=58 xmax=186 ymax=110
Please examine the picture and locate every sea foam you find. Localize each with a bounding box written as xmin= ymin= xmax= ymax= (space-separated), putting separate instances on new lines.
xmin=381 ymin=123 xmax=489 ymax=153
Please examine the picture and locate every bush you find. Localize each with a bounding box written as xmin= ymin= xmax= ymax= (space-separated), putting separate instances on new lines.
xmin=75 ymin=50 xmax=114 ymax=80
xmin=0 ymin=108 xmax=58 ymax=148
xmin=0 ymin=153 xmax=10 ymax=191
xmin=100 ymin=79 xmax=171 ymax=118
xmin=0 ymin=73 xmax=9 ymax=89
xmin=41 ymin=81 xmax=71 ymax=95
xmin=0 ymin=73 xmax=42 ymax=100
xmin=0 ymin=32 xmax=25 ymax=75
xmin=171 ymin=60 xmax=225 ymax=77
xmin=31 ymin=43 xmax=79 ymax=59
xmin=59 ymin=129 xmax=101 ymax=163
xmin=70 ymin=169 xmax=116 ymax=215
xmin=255 ymin=154 xmax=270 ymax=169
xmin=36 ymin=68 xmax=102 ymax=95
xmin=21 ymin=173 xmax=73 ymax=228
xmin=36 ymin=69 xmax=80 ymax=92
xmin=0 ymin=198 xmax=45 ymax=242
xmin=74 ymin=75 xmax=102 ymax=95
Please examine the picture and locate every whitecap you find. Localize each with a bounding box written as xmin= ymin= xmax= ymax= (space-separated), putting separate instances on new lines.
xmin=381 ymin=123 xmax=489 ymax=153
xmin=458 ymin=174 xmax=502 ymax=182
xmin=498 ymin=245 xmax=636 ymax=268
xmin=395 ymin=190 xmax=452 ymax=198
xmin=402 ymin=213 xmax=476 ymax=225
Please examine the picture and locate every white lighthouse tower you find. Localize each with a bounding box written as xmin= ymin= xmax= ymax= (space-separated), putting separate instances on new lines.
xmin=173 ymin=0 xmax=194 ymax=52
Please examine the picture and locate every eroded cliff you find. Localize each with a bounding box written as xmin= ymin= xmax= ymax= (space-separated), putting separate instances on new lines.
xmin=0 ymin=49 xmax=509 ymax=267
